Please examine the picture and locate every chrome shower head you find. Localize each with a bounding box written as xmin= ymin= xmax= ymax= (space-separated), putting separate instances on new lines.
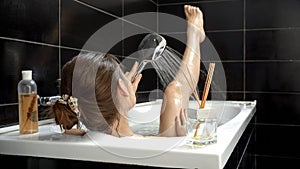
xmin=131 ymin=33 xmax=166 ymax=82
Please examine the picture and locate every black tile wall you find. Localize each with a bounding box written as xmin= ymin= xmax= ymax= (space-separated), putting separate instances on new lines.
xmin=61 ymin=0 xmax=119 ymax=51
xmin=162 ymin=34 xmax=187 ymax=56
xmin=246 ymin=29 xmax=300 ymax=60
xmin=255 ymin=155 xmax=300 ymax=169
xmin=0 ymin=104 xmax=18 ymax=127
xmin=246 ymin=93 xmax=300 ymax=125
xmin=80 ymin=0 xmax=123 ymax=17
xmin=209 ymin=92 xmax=244 ymax=101
xmin=216 ymin=62 xmax=244 ymax=92
xmin=0 ymin=0 xmax=59 ymax=45
xmin=246 ymin=62 xmax=300 ymax=92
xmin=206 ymin=31 xmax=244 ymax=61
xmin=157 ymin=0 xmax=300 ymax=169
xmin=224 ymin=121 xmax=255 ymax=169
xmin=61 ymin=49 xmax=81 ymax=68
xmin=0 ymin=0 xmax=157 ymax=127
xmin=123 ymin=33 xmax=150 ymax=57
xmin=254 ymin=124 xmax=300 ymax=158
xmin=158 ymin=0 xmax=244 ymax=32
xmin=245 ymin=0 xmax=300 ymax=168
xmin=246 ymin=0 xmax=300 ymax=29
xmin=157 ymin=0 xmax=188 ymax=4
xmin=0 ymin=39 xmax=59 ymax=104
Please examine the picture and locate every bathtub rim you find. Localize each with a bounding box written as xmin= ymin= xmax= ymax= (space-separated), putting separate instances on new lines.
xmin=0 ymin=100 xmax=257 ymax=169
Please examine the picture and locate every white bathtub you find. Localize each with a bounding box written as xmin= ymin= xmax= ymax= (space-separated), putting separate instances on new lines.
xmin=0 ymin=100 xmax=256 ymax=169
xmin=128 ymin=100 xmax=244 ymax=136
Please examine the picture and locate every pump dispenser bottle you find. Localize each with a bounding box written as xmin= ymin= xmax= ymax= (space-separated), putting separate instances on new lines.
xmin=18 ymin=70 xmax=38 ymax=134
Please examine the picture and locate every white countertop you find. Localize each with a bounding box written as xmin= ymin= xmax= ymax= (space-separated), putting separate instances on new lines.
xmin=0 ymin=100 xmax=256 ymax=169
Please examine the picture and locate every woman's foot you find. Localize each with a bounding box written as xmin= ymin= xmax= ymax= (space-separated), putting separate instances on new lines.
xmin=184 ymin=5 xmax=205 ymax=43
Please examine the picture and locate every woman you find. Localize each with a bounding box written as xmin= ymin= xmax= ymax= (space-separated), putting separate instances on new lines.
xmin=51 ymin=5 xmax=205 ymax=137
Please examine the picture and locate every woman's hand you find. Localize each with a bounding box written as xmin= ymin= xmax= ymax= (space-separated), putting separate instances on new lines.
xmin=125 ymin=61 xmax=142 ymax=93
xmin=175 ymin=108 xmax=188 ymax=136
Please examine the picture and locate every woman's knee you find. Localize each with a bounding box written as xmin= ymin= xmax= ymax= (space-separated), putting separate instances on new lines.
xmin=164 ymin=81 xmax=181 ymax=99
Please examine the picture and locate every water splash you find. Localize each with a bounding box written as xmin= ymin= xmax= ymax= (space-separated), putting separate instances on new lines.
xmin=152 ymin=46 xmax=182 ymax=89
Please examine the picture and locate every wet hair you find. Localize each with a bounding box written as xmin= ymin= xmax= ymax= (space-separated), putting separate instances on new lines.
xmin=50 ymin=52 xmax=124 ymax=135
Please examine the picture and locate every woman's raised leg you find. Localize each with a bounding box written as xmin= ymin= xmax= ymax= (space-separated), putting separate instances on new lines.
xmin=159 ymin=5 xmax=205 ymax=137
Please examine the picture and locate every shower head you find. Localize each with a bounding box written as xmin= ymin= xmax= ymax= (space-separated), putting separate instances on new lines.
xmin=131 ymin=33 xmax=167 ymax=82
xmin=138 ymin=33 xmax=166 ymax=61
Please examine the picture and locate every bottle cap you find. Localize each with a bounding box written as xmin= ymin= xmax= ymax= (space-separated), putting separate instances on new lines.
xmin=22 ymin=70 xmax=32 ymax=80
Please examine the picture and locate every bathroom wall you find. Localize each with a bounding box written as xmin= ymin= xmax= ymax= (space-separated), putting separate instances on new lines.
xmin=0 ymin=0 xmax=157 ymax=127
xmin=1 ymin=0 xmax=300 ymax=168
xmin=158 ymin=0 xmax=300 ymax=168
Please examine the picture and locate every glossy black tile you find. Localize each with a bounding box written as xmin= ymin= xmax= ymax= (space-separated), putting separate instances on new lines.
xmin=206 ymin=92 xmax=244 ymax=101
xmin=124 ymin=1 xmax=157 ymax=33
xmin=206 ymin=31 xmax=243 ymax=61
xmin=137 ymin=69 xmax=159 ymax=92
xmin=224 ymin=146 xmax=239 ymax=169
xmin=206 ymin=62 xmax=243 ymax=92
xmin=246 ymin=62 xmax=300 ymax=92
xmin=123 ymin=32 xmax=150 ymax=57
xmin=158 ymin=0 xmax=244 ymax=32
xmin=158 ymin=4 xmax=187 ymax=33
xmin=80 ymin=0 xmax=123 ymax=17
xmin=255 ymin=155 xmax=300 ymax=169
xmin=162 ymin=34 xmax=187 ymax=55
xmin=224 ymin=121 xmax=255 ymax=169
xmin=254 ymin=124 xmax=300 ymax=158
xmin=61 ymin=0 xmax=120 ymax=51
xmin=0 ymin=0 xmax=59 ymax=45
xmin=237 ymin=123 xmax=255 ymax=158
xmin=238 ymin=149 xmax=255 ymax=169
xmin=246 ymin=93 xmax=300 ymax=125
xmin=124 ymin=0 xmax=156 ymax=16
xmin=201 ymin=0 xmax=244 ymax=31
xmin=108 ymin=40 xmax=124 ymax=56
xmin=61 ymin=49 xmax=81 ymax=68
xmin=246 ymin=0 xmax=300 ymax=29
xmin=0 ymin=39 xmax=59 ymax=104
xmin=226 ymin=92 xmax=244 ymax=101
xmin=0 ymin=104 xmax=18 ymax=127
xmin=157 ymin=0 xmax=187 ymax=5
xmin=246 ymin=29 xmax=300 ymax=60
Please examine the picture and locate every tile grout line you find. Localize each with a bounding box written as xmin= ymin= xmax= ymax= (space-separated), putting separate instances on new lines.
xmin=0 ymin=36 xmax=59 ymax=48
xmin=236 ymin=126 xmax=255 ymax=169
xmin=255 ymin=123 xmax=300 ymax=127
xmin=2 ymin=36 xmax=300 ymax=62
xmin=149 ymin=0 xmax=157 ymax=6
xmin=73 ymin=0 xmax=154 ymax=33
xmin=160 ymin=26 xmax=300 ymax=34
xmin=157 ymin=1 xmax=159 ymax=33
xmin=58 ymin=0 xmax=62 ymax=79
xmin=0 ymin=103 xmax=19 ymax=107
xmin=0 ymin=36 xmax=84 ymax=52
xmin=243 ymin=0 xmax=246 ymax=100
xmin=73 ymin=0 xmax=120 ymax=20
xmin=158 ymin=0 xmax=238 ymax=7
